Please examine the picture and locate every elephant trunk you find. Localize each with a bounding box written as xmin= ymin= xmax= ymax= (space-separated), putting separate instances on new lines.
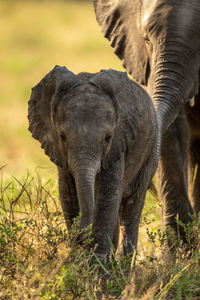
xmin=152 ymin=41 xmax=198 ymax=129
xmin=70 ymin=153 xmax=100 ymax=229
xmin=153 ymin=59 xmax=186 ymax=129
xmin=151 ymin=45 xmax=198 ymax=169
xmin=152 ymin=66 xmax=184 ymax=168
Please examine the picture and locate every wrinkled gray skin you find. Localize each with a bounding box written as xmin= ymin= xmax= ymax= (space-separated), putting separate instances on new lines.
xmin=93 ymin=0 xmax=200 ymax=243
xmin=28 ymin=66 xmax=157 ymax=261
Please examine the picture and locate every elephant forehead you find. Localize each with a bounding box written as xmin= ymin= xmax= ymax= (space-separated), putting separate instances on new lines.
xmin=58 ymin=94 xmax=115 ymax=119
xmin=67 ymin=108 xmax=115 ymax=123
xmin=142 ymin=0 xmax=200 ymax=39
xmin=142 ymin=0 xmax=172 ymax=33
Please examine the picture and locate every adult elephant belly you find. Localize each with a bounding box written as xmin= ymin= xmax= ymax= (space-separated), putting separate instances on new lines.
xmin=185 ymin=91 xmax=200 ymax=214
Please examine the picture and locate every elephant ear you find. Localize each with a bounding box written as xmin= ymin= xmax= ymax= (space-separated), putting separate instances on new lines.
xmin=91 ymin=69 xmax=143 ymax=170
xmin=28 ymin=65 xmax=78 ymax=167
xmin=93 ymin=0 xmax=149 ymax=85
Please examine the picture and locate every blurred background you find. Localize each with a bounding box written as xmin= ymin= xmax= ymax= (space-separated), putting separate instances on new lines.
xmin=0 ymin=0 xmax=124 ymax=179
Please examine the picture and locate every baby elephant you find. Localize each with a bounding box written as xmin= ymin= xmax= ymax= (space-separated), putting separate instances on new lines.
xmin=28 ymin=66 xmax=157 ymax=262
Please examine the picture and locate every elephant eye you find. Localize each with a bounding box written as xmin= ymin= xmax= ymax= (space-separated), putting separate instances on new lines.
xmin=105 ymin=134 xmax=112 ymax=145
xmin=60 ymin=132 xmax=66 ymax=143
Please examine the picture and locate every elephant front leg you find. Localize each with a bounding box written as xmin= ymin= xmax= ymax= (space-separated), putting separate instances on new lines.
xmin=158 ymin=110 xmax=193 ymax=245
xmin=58 ymin=167 xmax=79 ymax=229
xmin=189 ymin=139 xmax=200 ymax=216
xmin=185 ymin=96 xmax=200 ymax=216
xmin=120 ymin=191 xmax=146 ymax=255
xmin=92 ymin=159 xmax=124 ymax=263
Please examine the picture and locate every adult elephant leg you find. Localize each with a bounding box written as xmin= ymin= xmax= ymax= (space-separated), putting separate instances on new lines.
xmin=185 ymin=93 xmax=200 ymax=216
xmin=157 ymin=109 xmax=193 ymax=245
xmin=188 ymin=139 xmax=200 ymax=215
xmin=92 ymin=158 xmax=124 ymax=262
xmin=58 ymin=167 xmax=79 ymax=229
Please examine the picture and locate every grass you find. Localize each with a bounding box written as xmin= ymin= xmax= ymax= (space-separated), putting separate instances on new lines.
xmin=0 ymin=172 xmax=199 ymax=299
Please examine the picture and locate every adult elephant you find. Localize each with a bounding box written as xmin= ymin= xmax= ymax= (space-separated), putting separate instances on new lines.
xmin=93 ymin=0 xmax=200 ymax=243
